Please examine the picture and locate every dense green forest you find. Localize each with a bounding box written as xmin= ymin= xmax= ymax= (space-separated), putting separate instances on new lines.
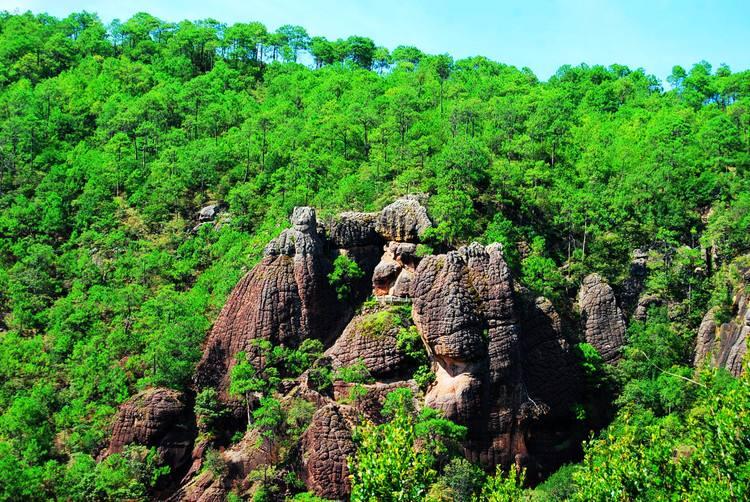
xmin=0 ymin=10 xmax=749 ymax=501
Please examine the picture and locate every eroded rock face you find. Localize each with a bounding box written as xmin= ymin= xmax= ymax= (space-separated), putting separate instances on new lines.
xmin=326 ymin=211 xmax=382 ymax=249
xmin=106 ymin=388 xmax=194 ymax=475
xmin=694 ymin=308 xmax=719 ymax=368
xmin=326 ymin=305 xmax=413 ymax=379
xmin=578 ymin=274 xmax=627 ymax=363
xmin=375 ymin=195 xmax=432 ymax=242
xmin=695 ymin=296 xmax=748 ymax=377
xmin=411 ymin=242 xmax=577 ymax=469
xmin=300 ymin=404 xmax=357 ymax=500
xmin=194 ymin=207 xmax=349 ymax=396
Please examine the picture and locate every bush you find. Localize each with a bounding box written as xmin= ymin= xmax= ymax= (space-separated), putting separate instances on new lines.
xmin=328 ymin=255 xmax=364 ymax=301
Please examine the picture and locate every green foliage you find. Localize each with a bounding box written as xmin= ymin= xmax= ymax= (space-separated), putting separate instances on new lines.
xmin=427 ymin=457 xmax=486 ymax=501
xmin=328 ymin=254 xmax=365 ymax=301
xmin=572 ymin=369 xmax=750 ymax=500
xmin=531 ymin=464 xmax=577 ymax=501
xmin=252 ymin=397 xmax=284 ymax=442
xmin=521 ymin=237 xmax=565 ymax=301
xmin=202 ymin=449 xmax=228 ymax=478
xmin=195 ymin=388 xmax=226 ymax=434
xmin=349 ymin=388 xmax=467 ymax=501
xmin=479 ymin=466 xmax=526 ymax=501
xmin=397 ymin=325 xmax=434 ymax=390
xmin=333 ymin=359 xmax=374 ymax=384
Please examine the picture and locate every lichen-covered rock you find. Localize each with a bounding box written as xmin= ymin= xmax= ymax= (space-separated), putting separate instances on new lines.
xmin=375 ymin=195 xmax=431 ymax=242
xmin=106 ymin=388 xmax=194 ymax=475
xmin=578 ymin=274 xmax=627 ymax=363
xmin=327 ymin=211 xmax=382 ymax=248
xmin=326 ymin=305 xmax=413 ymax=379
xmin=300 ymin=404 xmax=357 ymax=500
xmin=194 ymin=207 xmax=349 ymax=396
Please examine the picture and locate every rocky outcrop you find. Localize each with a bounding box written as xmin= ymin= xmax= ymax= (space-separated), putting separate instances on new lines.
xmin=194 ymin=207 xmax=351 ymax=397
xmin=106 ymin=388 xmax=194 ymax=476
xmin=578 ymin=274 xmax=627 ymax=363
xmin=326 ymin=305 xmax=413 ymax=379
xmin=372 ymin=241 xmax=419 ymax=298
xmin=694 ymin=292 xmax=748 ymax=377
xmin=300 ymin=404 xmax=357 ymax=500
xmin=177 ymin=199 xmax=592 ymax=500
xmin=375 ymin=195 xmax=432 ymax=242
xmin=326 ymin=211 xmax=382 ymax=249
xmin=411 ymin=242 xmax=580 ymax=469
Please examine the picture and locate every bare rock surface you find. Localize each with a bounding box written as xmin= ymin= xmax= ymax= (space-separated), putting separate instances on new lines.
xmin=300 ymin=403 xmax=358 ymax=500
xmin=411 ymin=242 xmax=572 ymax=468
xmin=578 ymin=274 xmax=627 ymax=363
xmin=106 ymin=388 xmax=194 ymax=475
xmin=375 ymin=195 xmax=431 ymax=242
xmin=326 ymin=211 xmax=382 ymax=248
xmin=326 ymin=305 xmax=412 ymax=379
xmin=695 ymin=293 xmax=748 ymax=377
xmin=194 ymin=207 xmax=347 ymax=397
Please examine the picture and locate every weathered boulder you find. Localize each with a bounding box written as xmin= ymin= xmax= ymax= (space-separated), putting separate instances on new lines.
xmin=106 ymin=388 xmax=194 ymax=475
xmin=372 ymin=240 xmax=423 ymax=298
xmin=372 ymin=260 xmax=402 ymax=296
xmin=326 ymin=211 xmax=382 ymax=249
xmin=194 ymin=207 xmax=349 ymax=397
xmin=326 ymin=305 xmax=413 ymax=379
xmin=198 ymin=204 xmax=222 ymax=223
xmin=578 ymin=274 xmax=627 ymax=363
xmin=299 ymin=403 xmax=358 ymax=500
xmin=375 ymin=195 xmax=431 ymax=242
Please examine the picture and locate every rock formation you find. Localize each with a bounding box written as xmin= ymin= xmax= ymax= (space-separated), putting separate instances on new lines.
xmin=121 ymin=198 xmax=596 ymax=500
xmin=375 ymin=195 xmax=431 ymax=242
xmin=412 ymin=242 xmax=581 ymax=469
xmin=694 ymin=284 xmax=748 ymax=377
xmin=326 ymin=305 xmax=413 ymax=379
xmin=578 ymin=274 xmax=627 ymax=363
xmin=299 ymin=403 xmax=358 ymax=500
xmin=194 ymin=207 xmax=354 ymax=398
xmin=106 ymin=388 xmax=194 ymax=477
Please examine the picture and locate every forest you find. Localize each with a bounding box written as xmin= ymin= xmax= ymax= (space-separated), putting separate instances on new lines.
xmin=0 ymin=9 xmax=749 ymax=501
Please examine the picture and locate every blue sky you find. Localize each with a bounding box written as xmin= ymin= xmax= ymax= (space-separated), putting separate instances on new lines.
xmin=1 ymin=0 xmax=748 ymax=82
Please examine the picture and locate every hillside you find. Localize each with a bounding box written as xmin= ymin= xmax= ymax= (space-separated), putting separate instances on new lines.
xmin=0 ymin=10 xmax=749 ymax=501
